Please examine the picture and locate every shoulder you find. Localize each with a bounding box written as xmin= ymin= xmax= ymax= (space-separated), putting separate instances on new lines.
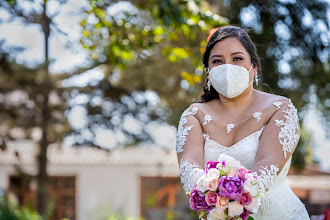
xmin=180 ymin=101 xmax=216 ymax=124
xmin=256 ymin=90 xmax=290 ymax=107
xmin=262 ymin=92 xmax=300 ymax=132
xmin=188 ymin=100 xmax=216 ymax=115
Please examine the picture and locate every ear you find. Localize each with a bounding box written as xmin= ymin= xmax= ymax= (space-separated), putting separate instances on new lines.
xmin=253 ymin=67 xmax=258 ymax=76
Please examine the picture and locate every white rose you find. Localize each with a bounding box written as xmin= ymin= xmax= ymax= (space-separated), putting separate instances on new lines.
xmin=207 ymin=168 xmax=220 ymax=179
xmin=228 ymin=201 xmax=244 ymax=217
xmin=245 ymin=196 xmax=261 ymax=213
xmin=227 ymin=167 xmax=239 ymax=177
xmin=243 ymin=179 xmax=258 ymax=197
xmin=217 ymin=154 xmax=241 ymax=170
xmin=196 ymin=175 xmax=209 ymax=192
xmin=245 ymin=173 xmax=256 ymax=181
xmin=189 ymin=168 xmax=205 ymax=189
xmin=207 ymin=208 xmax=226 ymax=220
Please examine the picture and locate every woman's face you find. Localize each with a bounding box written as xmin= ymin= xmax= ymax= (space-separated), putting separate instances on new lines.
xmin=208 ymin=37 xmax=257 ymax=80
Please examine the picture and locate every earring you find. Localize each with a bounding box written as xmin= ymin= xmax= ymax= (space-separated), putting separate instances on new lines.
xmin=256 ymin=75 xmax=259 ymax=86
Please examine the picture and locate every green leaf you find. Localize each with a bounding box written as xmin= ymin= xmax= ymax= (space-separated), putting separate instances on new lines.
xmin=153 ymin=25 xmax=165 ymax=36
xmin=199 ymin=211 xmax=205 ymax=219
xmin=248 ymin=216 xmax=254 ymax=220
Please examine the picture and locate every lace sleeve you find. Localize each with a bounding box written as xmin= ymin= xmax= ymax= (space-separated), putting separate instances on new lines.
xmin=176 ymin=105 xmax=205 ymax=193
xmin=252 ymin=99 xmax=300 ymax=192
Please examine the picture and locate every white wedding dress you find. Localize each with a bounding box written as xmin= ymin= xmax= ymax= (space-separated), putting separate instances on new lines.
xmin=176 ymin=99 xmax=309 ymax=220
xmin=203 ymin=129 xmax=308 ymax=219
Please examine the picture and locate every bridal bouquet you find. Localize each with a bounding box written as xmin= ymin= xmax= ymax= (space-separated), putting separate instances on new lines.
xmin=189 ymin=154 xmax=263 ymax=220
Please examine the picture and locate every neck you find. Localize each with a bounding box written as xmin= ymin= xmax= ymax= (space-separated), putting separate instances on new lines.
xmin=218 ymin=89 xmax=257 ymax=111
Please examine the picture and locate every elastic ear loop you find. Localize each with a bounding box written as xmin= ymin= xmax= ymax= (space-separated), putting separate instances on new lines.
xmin=245 ymin=64 xmax=254 ymax=88
xmin=207 ymin=67 xmax=211 ymax=91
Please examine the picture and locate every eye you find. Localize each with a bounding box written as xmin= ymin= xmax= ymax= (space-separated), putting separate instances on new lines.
xmin=212 ymin=59 xmax=222 ymax=64
xmin=233 ymin=57 xmax=243 ymax=61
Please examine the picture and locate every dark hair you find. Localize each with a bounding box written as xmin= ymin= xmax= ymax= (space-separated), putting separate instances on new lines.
xmin=199 ymin=25 xmax=262 ymax=102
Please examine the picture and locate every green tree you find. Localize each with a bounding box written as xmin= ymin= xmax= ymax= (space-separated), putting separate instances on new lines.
xmin=81 ymin=0 xmax=329 ymax=168
xmin=207 ymin=0 xmax=329 ymax=168
xmin=0 ymin=196 xmax=42 ymax=220
xmin=77 ymin=0 xmax=227 ymax=146
xmin=211 ymin=0 xmax=329 ymax=121
xmin=0 ymin=0 xmax=71 ymax=217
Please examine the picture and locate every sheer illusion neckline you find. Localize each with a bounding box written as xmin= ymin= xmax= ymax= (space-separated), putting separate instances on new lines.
xmin=204 ymin=126 xmax=265 ymax=149
xmin=201 ymin=100 xmax=286 ymax=134
xmin=207 ymin=102 xmax=278 ymax=125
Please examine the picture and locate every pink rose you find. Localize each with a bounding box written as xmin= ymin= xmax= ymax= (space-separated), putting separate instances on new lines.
xmin=205 ymin=191 xmax=218 ymax=206
xmin=216 ymin=196 xmax=229 ymax=210
xmin=239 ymin=192 xmax=252 ymax=206
xmin=238 ymin=167 xmax=250 ymax=181
xmin=207 ymin=178 xmax=219 ymax=191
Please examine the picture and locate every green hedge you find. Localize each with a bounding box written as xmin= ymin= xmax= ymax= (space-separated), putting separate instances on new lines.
xmin=0 ymin=198 xmax=42 ymax=220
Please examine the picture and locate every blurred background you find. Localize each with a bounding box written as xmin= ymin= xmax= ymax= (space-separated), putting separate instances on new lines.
xmin=0 ymin=0 xmax=329 ymax=219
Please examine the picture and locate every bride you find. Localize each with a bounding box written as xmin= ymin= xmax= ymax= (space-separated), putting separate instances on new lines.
xmin=176 ymin=25 xmax=309 ymax=219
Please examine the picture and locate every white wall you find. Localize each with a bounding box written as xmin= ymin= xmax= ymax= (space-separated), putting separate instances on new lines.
xmin=0 ymin=160 xmax=179 ymax=220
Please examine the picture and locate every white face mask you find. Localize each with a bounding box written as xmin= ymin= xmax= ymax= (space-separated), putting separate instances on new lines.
xmin=209 ymin=64 xmax=253 ymax=99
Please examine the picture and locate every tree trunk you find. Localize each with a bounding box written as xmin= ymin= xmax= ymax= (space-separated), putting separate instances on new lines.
xmin=37 ymin=1 xmax=50 ymax=217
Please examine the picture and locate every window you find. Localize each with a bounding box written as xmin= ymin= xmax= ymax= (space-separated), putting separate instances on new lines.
xmin=140 ymin=176 xmax=195 ymax=220
xmin=9 ymin=175 xmax=76 ymax=220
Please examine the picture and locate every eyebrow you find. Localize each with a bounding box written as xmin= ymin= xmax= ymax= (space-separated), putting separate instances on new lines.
xmin=210 ymin=51 xmax=246 ymax=59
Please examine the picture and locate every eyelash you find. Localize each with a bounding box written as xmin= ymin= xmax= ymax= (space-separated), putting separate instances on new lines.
xmin=212 ymin=57 xmax=243 ymax=63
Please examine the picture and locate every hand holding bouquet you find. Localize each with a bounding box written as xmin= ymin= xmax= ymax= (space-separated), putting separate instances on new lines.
xmin=189 ymin=154 xmax=263 ymax=220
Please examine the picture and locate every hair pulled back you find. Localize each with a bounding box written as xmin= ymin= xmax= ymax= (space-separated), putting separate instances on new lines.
xmin=199 ymin=25 xmax=262 ymax=102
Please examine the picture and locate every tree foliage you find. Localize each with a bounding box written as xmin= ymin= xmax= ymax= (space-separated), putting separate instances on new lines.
xmin=80 ymin=0 xmax=329 ymax=168
xmin=206 ymin=0 xmax=329 ymax=169
xmin=0 ymin=43 xmax=71 ymax=146
xmin=77 ymin=0 xmax=228 ymax=146
xmin=0 ymin=0 xmax=71 ymax=216
xmin=211 ymin=0 xmax=329 ymax=120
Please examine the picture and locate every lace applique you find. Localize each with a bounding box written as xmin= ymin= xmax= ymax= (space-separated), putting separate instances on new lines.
xmin=226 ymin=123 xmax=235 ymax=133
xmin=203 ymin=115 xmax=212 ymax=125
xmin=273 ymin=101 xmax=282 ymax=110
xmin=179 ymin=159 xmax=204 ymax=193
xmin=254 ymin=164 xmax=279 ymax=192
xmin=176 ymin=107 xmax=199 ymax=153
xmin=253 ymin=111 xmax=262 ymax=122
xmin=274 ymin=101 xmax=300 ymax=158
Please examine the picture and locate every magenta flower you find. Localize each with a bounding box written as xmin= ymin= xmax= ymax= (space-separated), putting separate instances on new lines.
xmin=218 ymin=176 xmax=243 ymax=200
xmin=239 ymin=192 xmax=252 ymax=206
xmin=205 ymin=160 xmax=219 ymax=173
xmin=240 ymin=208 xmax=250 ymax=220
xmin=189 ymin=187 xmax=211 ymax=211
